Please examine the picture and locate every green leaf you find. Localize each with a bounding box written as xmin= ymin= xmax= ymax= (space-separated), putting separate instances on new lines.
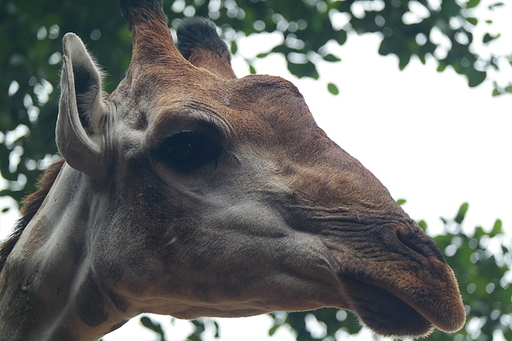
xmin=256 ymin=52 xmax=270 ymax=59
xmin=483 ymin=33 xmax=501 ymax=44
xmin=398 ymin=53 xmax=411 ymax=70
xmin=454 ymin=203 xmax=469 ymax=224
xmin=327 ymin=82 xmax=339 ymax=95
xmin=492 ymin=87 xmax=502 ymax=96
xmin=249 ymin=64 xmax=256 ymax=74
xmin=334 ymin=29 xmax=347 ymax=45
xmin=474 ymin=226 xmax=485 ymax=238
xmin=417 ymin=220 xmax=428 ymax=231
xmin=505 ymin=84 xmax=512 ymax=93
xmin=140 ymin=316 xmax=165 ymax=340
xmin=489 ymin=2 xmax=505 ymax=10
xmin=230 ymin=40 xmax=238 ymax=55
xmin=466 ymin=17 xmax=478 ymax=25
xmin=396 ymin=199 xmax=407 ymax=206
xmin=378 ymin=37 xmax=393 ymax=56
xmin=490 ymin=219 xmax=503 ymax=237
xmin=323 ymin=53 xmax=341 ymax=62
xmin=213 ymin=320 xmax=220 ymax=338
xmin=467 ymin=70 xmax=487 ymax=87
xmin=466 ymin=0 xmax=481 ymax=8
xmin=268 ymin=324 xmax=280 ymax=336
xmin=287 ymin=60 xmax=319 ymax=79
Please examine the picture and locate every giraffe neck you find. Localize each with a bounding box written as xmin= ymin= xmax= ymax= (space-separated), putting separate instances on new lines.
xmin=0 ymin=165 xmax=129 ymax=341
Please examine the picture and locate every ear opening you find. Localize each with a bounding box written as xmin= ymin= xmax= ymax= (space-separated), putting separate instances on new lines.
xmin=73 ymin=63 xmax=103 ymax=135
xmin=56 ymin=33 xmax=109 ymax=179
xmin=177 ymin=17 xmax=237 ymax=80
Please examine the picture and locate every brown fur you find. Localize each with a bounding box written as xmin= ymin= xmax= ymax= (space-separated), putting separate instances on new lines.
xmin=0 ymin=159 xmax=64 ymax=272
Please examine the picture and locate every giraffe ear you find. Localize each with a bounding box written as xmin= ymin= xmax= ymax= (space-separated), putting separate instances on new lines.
xmin=56 ymin=33 xmax=108 ymax=179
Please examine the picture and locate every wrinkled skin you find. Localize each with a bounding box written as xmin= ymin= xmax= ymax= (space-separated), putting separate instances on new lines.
xmin=0 ymin=1 xmax=465 ymax=340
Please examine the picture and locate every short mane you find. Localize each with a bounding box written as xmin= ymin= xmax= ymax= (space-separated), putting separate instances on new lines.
xmin=0 ymin=159 xmax=64 ymax=272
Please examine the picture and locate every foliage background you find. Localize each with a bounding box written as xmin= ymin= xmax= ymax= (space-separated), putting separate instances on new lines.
xmin=1 ymin=0 xmax=511 ymax=340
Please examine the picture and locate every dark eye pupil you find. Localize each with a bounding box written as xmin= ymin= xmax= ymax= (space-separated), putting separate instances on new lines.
xmin=167 ymin=139 xmax=196 ymax=160
xmin=159 ymin=132 xmax=221 ymax=172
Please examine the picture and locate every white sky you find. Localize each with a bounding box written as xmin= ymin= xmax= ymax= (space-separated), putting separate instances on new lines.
xmin=1 ymin=2 xmax=511 ymax=340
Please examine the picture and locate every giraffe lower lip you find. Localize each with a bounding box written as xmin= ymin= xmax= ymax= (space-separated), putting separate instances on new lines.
xmin=336 ymin=255 xmax=465 ymax=336
xmin=338 ymin=275 xmax=434 ymax=337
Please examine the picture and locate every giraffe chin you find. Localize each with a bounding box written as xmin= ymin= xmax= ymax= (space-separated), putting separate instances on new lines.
xmin=339 ymin=275 xmax=438 ymax=338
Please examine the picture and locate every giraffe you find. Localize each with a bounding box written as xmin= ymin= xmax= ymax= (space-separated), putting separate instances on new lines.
xmin=0 ymin=0 xmax=465 ymax=340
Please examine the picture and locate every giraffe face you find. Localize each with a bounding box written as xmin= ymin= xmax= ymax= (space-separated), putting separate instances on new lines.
xmin=49 ymin=0 xmax=465 ymax=338
xmin=76 ymin=70 xmax=463 ymax=337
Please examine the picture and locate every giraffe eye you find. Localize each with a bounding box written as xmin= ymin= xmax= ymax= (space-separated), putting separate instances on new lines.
xmin=159 ymin=131 xmax=221 ymax=172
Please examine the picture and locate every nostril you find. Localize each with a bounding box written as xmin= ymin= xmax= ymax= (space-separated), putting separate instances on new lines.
xmin=397 ymin=232 xmax=426 ymax=257
xmin=396 ymin=227 xmax=446 ymax=264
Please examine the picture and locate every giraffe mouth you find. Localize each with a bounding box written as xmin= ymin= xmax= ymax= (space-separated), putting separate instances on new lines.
xmin=339 ymin=275 xmax=433 ymax=337
xmin=338 ymin=270 xmax=465 ymax=338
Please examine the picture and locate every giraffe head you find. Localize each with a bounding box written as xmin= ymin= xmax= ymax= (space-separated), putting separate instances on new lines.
xmin=51 ymin=0 xmax=465 ymax=337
